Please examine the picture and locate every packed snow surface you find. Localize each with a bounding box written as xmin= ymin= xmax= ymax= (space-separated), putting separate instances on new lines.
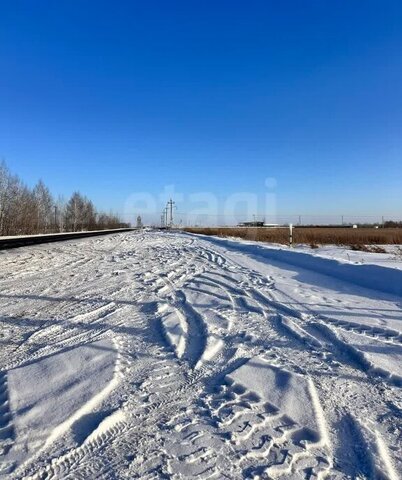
xmin=0 ymin=231 xmax=401 ymax=479
xmin=5 ymin=338 xmax=118 ymax=471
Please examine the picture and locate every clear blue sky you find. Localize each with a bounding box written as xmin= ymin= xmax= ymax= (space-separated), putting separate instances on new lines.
xmin=1 ymin=1 xmax=401 ymax=221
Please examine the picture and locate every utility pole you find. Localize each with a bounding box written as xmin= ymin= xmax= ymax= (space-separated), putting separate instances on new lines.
xmin=167 ymin=199 xmax=175 ymax=228
xmin=289 ymin=223 xmax=293 ymax=248
xmin=164 ymin=207 xmax=168 ymax=228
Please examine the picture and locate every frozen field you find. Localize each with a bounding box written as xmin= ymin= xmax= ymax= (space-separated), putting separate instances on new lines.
xmin=0 ymin=231 xmax=401 ymax=479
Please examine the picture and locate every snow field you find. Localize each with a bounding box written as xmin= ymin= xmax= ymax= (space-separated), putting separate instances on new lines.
xmin=0 ymin=231 xmax=400 ymax=479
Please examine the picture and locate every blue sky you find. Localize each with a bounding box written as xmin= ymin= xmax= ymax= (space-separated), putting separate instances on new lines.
xmin=1 ymin=1 xmax=401 ymax=222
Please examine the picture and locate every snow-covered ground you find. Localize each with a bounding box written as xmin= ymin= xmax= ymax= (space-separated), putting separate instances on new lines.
xmin=0 ymin=231 xmax=401 ymax=479
xmin=197 ymin=235 xmax=402 ymax=271
xmin=277 ymin=243 xmax=402 ymax=270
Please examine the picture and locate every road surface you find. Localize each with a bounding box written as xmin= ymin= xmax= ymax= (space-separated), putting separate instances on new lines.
xmin=0 ymin=231 xmax=401 ymax=479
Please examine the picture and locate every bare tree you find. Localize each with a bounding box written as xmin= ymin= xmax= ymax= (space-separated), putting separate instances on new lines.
xmin=0 ymin=162 xmax=129 ymax=236
xmin=82 ymin=198 xmax=97 ymax=230
xmin=0 ymin=161 xmax=12 ymax=235
xmin=55 ymin=195 xmax=66 ymax=232
xmin=65 ymin=192 xmax=85 ymax=232
xmin=33 ymin=180 xmax=53 ymax=233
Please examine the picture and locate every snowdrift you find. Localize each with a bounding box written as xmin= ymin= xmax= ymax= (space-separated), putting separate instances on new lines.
xmin=189 ymin=234 xmax=402 ymax=296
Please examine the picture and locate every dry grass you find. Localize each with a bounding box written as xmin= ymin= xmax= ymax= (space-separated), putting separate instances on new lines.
xmin=184 ymin=227 xmax=402 ymax=247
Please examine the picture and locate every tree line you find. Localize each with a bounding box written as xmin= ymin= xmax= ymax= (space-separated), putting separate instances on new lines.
xmin=0 ymin=161 xmax=129 ymax=236
xmin=383 ymin=220 xmax=402 ymax=228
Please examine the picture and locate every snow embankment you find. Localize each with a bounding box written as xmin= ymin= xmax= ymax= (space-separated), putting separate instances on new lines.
xmin=0 ymin=228 xmax=133 ymax=240
xmin=293 ymin=244 xmax=402 ymax=269
xmin=188 ymin=235 xmax=402 ymax=296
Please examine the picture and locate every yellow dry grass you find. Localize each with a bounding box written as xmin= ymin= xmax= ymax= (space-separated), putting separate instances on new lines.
xmin=184 ymin=227 xmax=402 ymax=247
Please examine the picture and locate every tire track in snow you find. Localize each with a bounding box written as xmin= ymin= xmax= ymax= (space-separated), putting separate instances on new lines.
xmin=317 ymin=315 xmax=402 ymax=345
xmin=174 ymin=290 xmax=208 ymax=369
xmin=2 ymin=231 xmax=401 ymax=478
xmin=310 ymin=322 xmax=402 ymax=387
xmin=13 ymin=332 xmax=131 ymax=480
xmin=203 ymin=359 xmax=332 ymax=479
xmin=192 ymin=237 xmax=402 ymax=476
xmin=2 ymin=303 xmax=123 ymax=372
xmin=28 ymin=409 xmax=129 ymax=480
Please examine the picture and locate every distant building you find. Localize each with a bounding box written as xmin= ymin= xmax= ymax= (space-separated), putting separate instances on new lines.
xmin=238 ymin=221 xmax=265 ymax=227
xmin=136 ymin=215 xmax=143 ymax=228
xmin=238 ymin=221 xmax=280 ymax=228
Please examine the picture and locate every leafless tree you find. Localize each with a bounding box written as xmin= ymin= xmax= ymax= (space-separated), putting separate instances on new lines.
xmin=0 ymin=162 xmax=129 ymax=235
xmin=33 ymin=180 xmax=54 ymax=233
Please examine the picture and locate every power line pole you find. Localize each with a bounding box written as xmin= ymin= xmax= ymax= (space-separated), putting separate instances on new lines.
xmin=289 ymin=223 xmax=293 ymax=248
xmin=167 ymin=199 xmax=175 ymax=228
xmin=164 ymin=207 xmax=168 ymax=228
